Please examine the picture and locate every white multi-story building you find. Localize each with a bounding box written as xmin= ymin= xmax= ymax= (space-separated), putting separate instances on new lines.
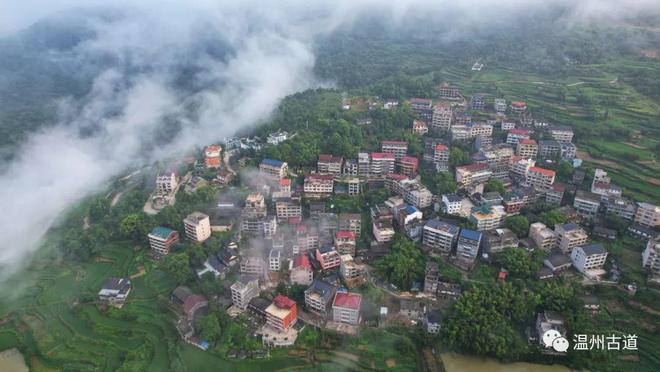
xmin=431 ymin=103 xmax=452 ymax=130
xmin=267 ymin=131 xmax=289 ymax=145
xmin=290 ymin=255 xmax=313 ymax=286
xmin=571 ymin=244 xmax=608 ymax=275
xmin=494 ymin=98 xmax=507 ymax=113
xmin=469 ymin=205 xmax=505 ymax=231
xmin=340 ymin=254 xmax=364 ymax=284
xmin=155 ymin=171 xmax=178 ymax=195
xmin=390 ymin=178 xmax=433 ymax=209
xmin=269 ymin=249 xmax=281 ymax=271
xmin=304 ymin=279 xmax=335 ymax=315
xmin=240 ymin=256 xmax=267 ymax=276
xmin=526 ymin=167 xmax=556 ymax=191
xmin=259 ymin=159 xmax=288 ymax=181
xmin=635 ymin=202 xmax=660 ymax=228
xmin=304 ymin=174 xmax=334 ymax=197
xmin=529 ymin=222 xmax=557 ymax=251
xmin=382 ymin=140 xmax=408 ymax=161
xmin=318 ymin=154 xmax=343 ymax=175
xmin=148 ymin=226 xmax=180 ymax=257
xmin=369 ymin=152 xmax=396 ymax=176
xmin=506 ymin=128 xmax=531 ymax=144
xmin=516 ymin=139 xmax=538 ymax=158
xmin=510 ymin=157 xmax=535 ymax=180
xmin=373 ymin=219 xmax=395 ymax=243
xmin=555 ymin=222 xmax=589 ymax=254
xmin=231 ymin=275 xmax=260 ymax=310
xmin=573 ymin=191 xmax=601 ymax=219
xmin=423 ymin=219 xmax=460 ymax=255
xmin=549 ymin=126 xmax=574 ymax=143
xmin=456 ymin=163 xmax=492 ymax=187
xmin=434 ymin=144 xmax=450 ymax=172
xmin=183 ymin=212 xmax=211 ymax=243
xmin=642 ymin=237 xmax=660 ymax=275
xmin=412 ymin=120 xmax=429 ymax=135
xmin=332 ymin=292 xmax=362 ymax=325
xmin=442 ymin=194 xmax=462 ymax=215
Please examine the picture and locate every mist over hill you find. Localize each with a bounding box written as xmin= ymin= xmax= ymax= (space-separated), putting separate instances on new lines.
xmin=0 ymin=0 xmax=658 ymax=278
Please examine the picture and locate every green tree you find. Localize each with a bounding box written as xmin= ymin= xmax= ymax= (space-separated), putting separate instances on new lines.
xmin=377 ymin=235 xmax=425 ymax=290
xmin=433 ymin=172 xmax=457 ymax=195
xmin=449 ymin=147 xmax=469 ymax=166
xmin=197 ymin=314 xmax=222 ymax=344
xmin=538 ymin=209 xmax=567 ymax=229
xmin=162 ymin=253 xmax=193 ymax=285
xmin=504 ymin=215 xmax=529 ymax=238
xmin=119 ymin=213 xmax=149 ymax=242
xmin=498 ymin=248 xmax=535 ymax=277
xmin=484 ymin=179 xmax=506 ymax=194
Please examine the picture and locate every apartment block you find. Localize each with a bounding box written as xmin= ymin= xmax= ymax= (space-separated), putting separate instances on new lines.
xmin=183 ymin=212 xmax=211 ymax=243
xmin=555 ymin=222 xmax=589 ymax=254
xmin=148 ymin=226 xmax=180 ymax=257
xmin=423 ymin=219 xmax=460 ymax=255
xmin=231 ymin=275 xmax=260 ymax=310
xmin=382 ymin=140 xmax=408 ymax=161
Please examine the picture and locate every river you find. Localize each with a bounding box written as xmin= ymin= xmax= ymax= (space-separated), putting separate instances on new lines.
xmin=0 ymin=348 xmax=29 ymax=372
xmin=441 ymin=353 xmax=570 ymax=372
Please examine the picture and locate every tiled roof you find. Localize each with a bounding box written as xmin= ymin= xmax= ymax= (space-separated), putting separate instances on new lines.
xmin=261 ymin=158 xmax=285 ymax=167
xmin=149 ymin=226 xmax=177 ymax=240
xmin=529 ymin=167 xmax=556 ymax=177
xmin=333 ymin=292 xmax=362 ymax=310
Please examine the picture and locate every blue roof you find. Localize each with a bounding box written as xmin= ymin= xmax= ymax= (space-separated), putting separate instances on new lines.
xmin=559 ymin=222 xmax=580 ymax=231
xmin=425 ymin=219 xmax=459 ymax=234
xmin=261 ymin=158 xmax=284 ymax=167
xmin=403 ymin=205 xmax=419 ymax=215
xmin=460 ymin=229 xmax=482 ymax=241
xmin=319 ymin=246 xmax=336 ymax=254
xmin=149 ymin=226 xmax=176 ymax=239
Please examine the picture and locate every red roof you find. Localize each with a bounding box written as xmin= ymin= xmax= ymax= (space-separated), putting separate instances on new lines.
xmin=551 ymin=183 xmax=566 ymax=192
xmin=205 ymin=157 xmax=221 ymax=166
xmin=292 ymin=255 xmax=311 ymax=269
xmin=205 ymin=145 xmax=221 ymax=153
xmin=401 ymin=156 xmax=418 ymax=165
xmin=509 ymin=128 xmax=530 ymax=135
xmin=273 ymin=294 xmax=296 ymax=309
xmin=498 ymin=271 xmax=507 ymax=281
xmin=183 ymin=295 xmax=207 ymax=314
xmin=410 ymin=98 xmax=432 ymax=104
xmin=511 ymin=101 xmax=527 ymax=108
xmin=306 ymin=174 xmax=334 ymax=181
xmin=333 ymin=292 xmax=362 ymax=310
xmin=435 ymin=144 xmax=448 ymax=151
xmin=336 ymin=230 xmax=356 ymax=239
xmin=280 ymin=178 xmax=291 ymax=186
xmin=382 ymin=140 xmax=408 ymax=146
xmin=529 ymin=167 xmax=556 ymax=177
xmin=510 ymin=155 xmax=523 ymax=162
xmin=319 ymin=154 xmax=342 ymax=163
xmin=519 ymin=138 xmax=537 ymax=145
xmin=386 ymin=173 xmax=408 ymax=181
xmin=457 ymin=163 xmax=489 ymax=172
xmin=593 ymin=181 xmax=611 ymax=189
xmin=288 ymin=216 xmax=301 ymax=225
xmin=413 ymin=120 xmax=427 ymax=128
xmin=371 ymin=152 xmax=396 ymax=160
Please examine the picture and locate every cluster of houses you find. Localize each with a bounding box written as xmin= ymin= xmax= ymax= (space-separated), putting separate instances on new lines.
xmin=97 ymin=83 xmax=660 ymax=354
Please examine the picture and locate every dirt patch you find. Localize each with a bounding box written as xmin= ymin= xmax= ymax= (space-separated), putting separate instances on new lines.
xmin=576 ymin=150 xmax=623 ymax=169
xmin=648 ymin=178 xmax=660 ymax=186
xmin=623 ymin=142 xmax=647 ymax=149
xmin=94 ymin=257 xmax=115 ymax=264
xmin=628 ymin=301 xmax=660 ymax=316
xmin=386 ymin=359 xmax=397 ymax=368
xmin=130 ymin=266 xmax=145 ymax=279
xmin=334 ymin=351 xmax=360 ymax=362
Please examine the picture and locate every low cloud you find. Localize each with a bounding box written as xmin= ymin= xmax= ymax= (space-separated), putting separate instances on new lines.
xmin=0 ymin=0 xmax=657 ymax=280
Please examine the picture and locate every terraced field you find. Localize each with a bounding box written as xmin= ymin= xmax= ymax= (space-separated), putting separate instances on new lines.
xmin=433 ymin=60 xmax=660 ymax=201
